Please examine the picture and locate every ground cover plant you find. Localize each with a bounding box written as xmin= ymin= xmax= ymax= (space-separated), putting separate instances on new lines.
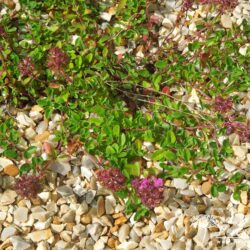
xmin=0 ymin=0 xmax=250 ymax=220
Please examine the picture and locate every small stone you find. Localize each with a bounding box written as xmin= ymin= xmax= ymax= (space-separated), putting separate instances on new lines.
xmin=82 ymin=155 xmax=95 ymax=169
xmin=223 ymin=161 xmax=236 ymax=172
xmin=0 ymin=189 xmax=17 ymax=205
xmin=50 ymin=160 xmax=71 ymax=176
xmin=118 ymin=224 xmax=130 ymax=242
xmin=100 ymin=12 xmax=113 ymax=22
xmin=81 ymin=214 xmax=92 ymax=225
xmin=16 ymin=112 xmax=36 ymax=127
xmin=193 ymin=227 xmax=209 ymax=247
xmin=232 ymin=146 xmax=247 ymax=159
xmin=87 ymin=223 xmax=103 ymax=241
xmin=61 ymin=210 xmax=75 ymax=223
xmin=10 ymin=236 xmax=31 ymax=250
xmin=185 ymin=226 xmax=197 ymax=239
xmin=73 ymin=184 xmax=86 ymax=197
xmin=37 ymin=241 xmax=48 ymax=250
xmin=94 ymin=239 xmax=105 ymax=250
xmin=0 ymin=158 xmax=14 ymax=172
xmin=35 ymin=131 xmax=50 ymax=142
xmin=27 ymin=229 xmax=53 ymax=242
xmin=0 ymin=211 xmax=7 ymax=221
xmin=97 ymin=196 xmax=105 ymax=217
xmin=36 ymin=120 xmax=48 ymax=134
xmin=38 ymin=192 xmax=50 ymax=202
xmin=105 ymin=195 xmax=116 ymax=214
xmin=238 ymin=204 xmax=248 ymax=214
xmin=155 ymin=221 xmax=165 ymax=233
xmin=81 ymin=166 xmax=93 ymax=181
xmin=241 ymin=191 xmax=248 ymax=205
xmin=1 ymin=227 xmax=17 ymax=241
xmin=172 ymin=178 xmax=188 ymax=190
xmin=14 ymin=207 xmax=29 ymax=222
xmin=201 ymin=181 xmax=211 ymax=195
xmin=34 ymin=218 xmax=52 ymax=230
xmin=57 ymin=185 xmax=73 ymax=197
xmin=115 ymin=216 xmax=127 ymax=225
xmin=85 ymin=190 xmax=96 ymax=204
xmin=221 ymin=14 xmax=233 ymax=29
xmin=51 ymin=223 xmax=65 ymax=233
xmin=107 ymin=238 xmax=118 ymax=248
xmin=117 ymin=241 xmax=138 ymax=250
xmin=3 ymin=164 xmax=19 ymax=176
xmin=73 ymin=224 xmax=85 ymax=236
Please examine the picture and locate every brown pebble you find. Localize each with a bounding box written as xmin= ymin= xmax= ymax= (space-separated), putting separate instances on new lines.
xmin=80 ymin=214 xmax=92 ymax=225
xmin=35 ymin=131 xmax=50 ymax=142
xmin=201 ymin=181 xmax=211 ymax=195
xmin=112 ymin=212 xmax=124 ymax=219
xmin=3 ymin=164 xmax=19 ymax=176
xmin=154 ymin=221 xmax=165 ymax=233
xmin=66 ymin=223 xmax=75 ymax=231
xmin=107 ymin=238 xmax=118 ymax=249
xmin=52 ymin=216 xmax=61 ymax=224
xmin=114 ymin=216 xmax=127 ymax=225
xmin=110 ymin=225 xmax=119 ymax=234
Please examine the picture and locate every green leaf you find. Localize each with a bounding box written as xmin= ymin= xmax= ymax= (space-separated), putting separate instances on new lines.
xmin=124 ymin=162 xmax=140 ymax=176
xmin=4 ymin=149 xmax=18 ymax=159
xmin=134 ymin=207 xmax=149 ymax=221
xmin=113 ymin=125 xmax=120 ymax=137
xmin=155 ymin=60 xmax=168 ymax=69
xmin=19 ymin=163 xmax=32 ymax=175
xmin=152 ymin=150 xmax=176 ymax=161
xmin=24 ymin=146 xmax=37 ymax=159
xmin=211 ymin=184 xmax=218 ymax=197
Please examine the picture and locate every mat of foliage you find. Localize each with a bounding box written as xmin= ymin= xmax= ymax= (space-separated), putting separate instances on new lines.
xmin=0 ymin=0 xmax=249 ymax=219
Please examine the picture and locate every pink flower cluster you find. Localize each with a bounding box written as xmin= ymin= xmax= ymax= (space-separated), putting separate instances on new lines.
xmin=15 ymin=174 xmax=42 ymax=198
xmin=132 ymin=177 xmax=164 ymax=208
xmin=18 ymin=57 xmax=35 ymax=77
xmin=96 ymin=168 xmax=126 ymax=191
xmin=47 ymin=47 xmax=68 ymax=73
xmin=224 ymin=120 xmax=250 ymax=142
xmin=214 ymin=96 xmax=233 ymax=113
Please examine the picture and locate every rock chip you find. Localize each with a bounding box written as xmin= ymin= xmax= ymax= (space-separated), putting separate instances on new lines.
xmin=97 ymin=196 xmax=105 ymax=217
xmin=16 ymin=112 xmax=35 ymax=127
xmin=10 ymin=236 xmax=31 ymax=250
xmin=81 ymin=166 xmax=93 ymax=181
xmin=117 ymin=241 xmax=138 ymax=250
xmin=221 ymin=14 xmax=233 ymax=29
xmin=1 ymin=227 xmax=17 ymax=241
xmin=50 ymin=160 xmax=71 ymax=176
xmin=57 ymin=185 xmax=73 ymax=197
xmin=0 ymin=189 xmax=17 ymax=205
xmin=118 ymin=224 xmax=130 ymax=242
xmin=172 ymin=178 xmax=188 ymax=190
xmin=201 ymin=181 xmax=211 ymax=195
xmin=0 ymin=158 xmax=14 ymax=171
xmin=35 ymin=131 xmax=50 ymax=142
xmin=3 ymin=164 xmax=19 ymax=176
xmin=14 ymin=207 xmax=29 ymax=222
xmin=27 ymin=229 xmax=53 ymax=242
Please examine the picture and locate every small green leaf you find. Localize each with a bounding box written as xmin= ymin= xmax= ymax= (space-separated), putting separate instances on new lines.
xmin=124 ymin=162 xmax=140 ymax=176
xmin=24 ymin=146 xmax=37 ymax=159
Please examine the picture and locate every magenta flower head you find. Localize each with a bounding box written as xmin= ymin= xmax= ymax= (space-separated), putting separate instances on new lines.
xmin=18 ymin=57 xmax=35 ymax=77
xmin=224 ymin=120 xmax=250 ymax=142
xmin=96 ymin=167 xmax=126 ymax=191
xmin=15 ymin=174 xmax=42 ymax=199
xmin=214 ymin=96 xmax=233 ymax=113
xmin=132 ymin=177 xmax=164 ymax=209
xmin=47 ymin=47 xmax=68 ymax=73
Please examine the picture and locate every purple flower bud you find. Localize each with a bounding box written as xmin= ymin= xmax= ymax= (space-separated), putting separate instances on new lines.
xmin=47 ymin=47 xmax=68 ymax=74
xmin=96 ymin=167 xmax=126 ymax=191
xmin=132 ymin=177 xmax=164 ymax=208
xmin=15 ymin=174 xmax=42 ymax=199
xmin=18 ymin=57 xmax=35 ymax=77
xmin=214 ymin=96 xmax=233 ymax=113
